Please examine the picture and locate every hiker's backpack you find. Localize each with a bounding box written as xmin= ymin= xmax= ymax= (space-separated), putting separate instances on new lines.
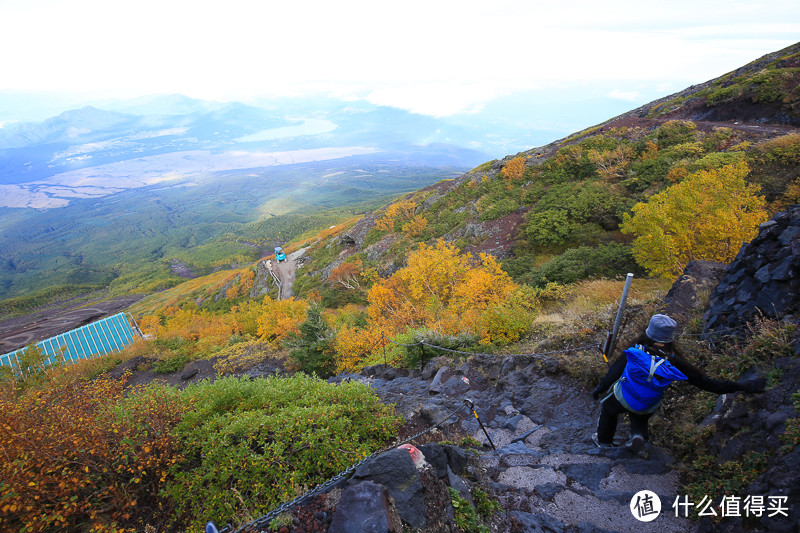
xmin=613 ymin=344 xmax=688 ymax=414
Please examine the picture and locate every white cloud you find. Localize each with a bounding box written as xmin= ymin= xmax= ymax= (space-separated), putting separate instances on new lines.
xmin=0 ymin=0 xmax=798 ymax=116
xmin=608 ymin=89 xmax=641 ymax=101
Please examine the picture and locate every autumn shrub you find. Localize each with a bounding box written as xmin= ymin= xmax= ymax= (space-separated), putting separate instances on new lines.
xmin=213 ymin=339 xmax=275 ymax=376
xmin=587 ymin=144 xmax=634 ymax=181
xmin=375 ymin=199 xmax=417 ymax=232
xmin=334 ymin=324 xmax=384 ymax=372
xmin=0 ymin=373 xmax=187 ymax=532
xmin=500 ymin=156 xmax=527 ymax=181
xmin=139 ymin=305 xmax=238 ymax=357
xmin=165 ymin=374 xmax=402 ymax=531
xmin=333 ymin=241 xmax=538 ymax=370
xmin=621 ymin=162 xmax=768 ymax=277
xmin=255 ymin=297 xmax=308 ymax=345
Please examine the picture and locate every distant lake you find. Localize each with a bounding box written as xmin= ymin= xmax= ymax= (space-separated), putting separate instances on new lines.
xmin=235 ymin=118 xmax=337 ymax=142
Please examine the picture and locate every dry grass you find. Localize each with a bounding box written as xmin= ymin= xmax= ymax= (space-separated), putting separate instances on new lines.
xmin=517 ymin=277 xmax=672 ymax=384
xmin=535 ymin=277 xmax=671 ymax=333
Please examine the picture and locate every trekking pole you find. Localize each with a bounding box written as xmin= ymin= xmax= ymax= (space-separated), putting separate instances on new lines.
xmin=465 ymin=398 xmax=496 ymax=451
xmin=602 ymin=273 xmax=634 ymax=365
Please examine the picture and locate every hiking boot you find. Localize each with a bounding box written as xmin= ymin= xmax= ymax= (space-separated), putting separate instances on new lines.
xmin=592 ymin=432 xmax=613 ymax=448
xmin=624 ymin=433 xmax=645 ymax=453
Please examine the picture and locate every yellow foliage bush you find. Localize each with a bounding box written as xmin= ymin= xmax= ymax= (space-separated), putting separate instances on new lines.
xmin=401 ymin=214 xmax=429 ymax=237
xmin=375 ymin=200 xmax=417 ymax=231
xmin=256 ymin=297 xmax=308 ymax=346
xmin=335 ymin=240 xmax=538 ymax=369
xmin=500 ymin=156 xmax=527 ymax=181
xmin=621 ymin=161 xmax=768 ymax=277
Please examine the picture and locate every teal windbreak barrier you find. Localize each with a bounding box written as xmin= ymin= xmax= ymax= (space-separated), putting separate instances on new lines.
xmin=0 ymin=313 xmax=141 ymax=369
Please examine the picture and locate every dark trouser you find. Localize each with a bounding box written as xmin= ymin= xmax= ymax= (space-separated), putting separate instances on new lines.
xmin=596 ymin=394 xmax=653 ymax=444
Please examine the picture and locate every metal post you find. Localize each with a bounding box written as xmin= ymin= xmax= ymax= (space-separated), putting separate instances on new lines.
xmin=382 ymin=332 xmax=386 ymax=366
xmin=420 ymin=343 xmax=425 ymax=372
xmin=603 ymin=273 xmax=634 ymax=363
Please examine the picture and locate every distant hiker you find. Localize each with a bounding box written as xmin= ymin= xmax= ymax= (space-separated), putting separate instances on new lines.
xmin=590 ymin=314 xmax=764 ymax=452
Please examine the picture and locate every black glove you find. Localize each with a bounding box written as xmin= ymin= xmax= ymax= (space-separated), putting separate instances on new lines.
xmin=592 ymin=384 xmax=605 ymax=400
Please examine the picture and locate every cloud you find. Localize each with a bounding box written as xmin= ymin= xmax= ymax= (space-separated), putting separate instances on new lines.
xmin=607 ymin=89 xmax=642 ymax=101
xmin=1 ymin=0 xmax=799 ymax=117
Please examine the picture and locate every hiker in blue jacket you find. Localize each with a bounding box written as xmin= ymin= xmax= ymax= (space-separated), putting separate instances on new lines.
xmin=591 ymin=314 xmax=764 ymax=452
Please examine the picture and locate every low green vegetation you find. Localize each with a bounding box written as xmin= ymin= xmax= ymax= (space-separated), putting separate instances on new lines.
xmin=648 ymin=44 xmax=800 ymax=119
xmin=449 ymin=488 xmax=495 ymax=533
xmin=167 ymin=374 xmax=402 ymax=530
xmin=0 ymin=371 xmax=402 ymax=532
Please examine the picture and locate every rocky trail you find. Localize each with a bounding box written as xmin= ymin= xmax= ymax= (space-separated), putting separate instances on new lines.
xmin=325 ymin=353 xmax=693 ymax=532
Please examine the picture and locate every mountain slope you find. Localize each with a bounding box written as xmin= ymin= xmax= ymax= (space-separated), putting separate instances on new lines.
xmin=281 ymin=43 xmax=800 ymax=303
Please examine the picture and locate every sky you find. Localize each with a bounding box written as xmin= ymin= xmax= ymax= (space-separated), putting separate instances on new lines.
xmin=0 ymin=0 xmax=799 ymax=118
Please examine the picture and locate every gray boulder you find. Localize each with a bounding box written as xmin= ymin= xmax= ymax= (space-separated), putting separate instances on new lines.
xmin=328 ymin=481 xmax=400 ymax=533
xmin=351 ymin=449 xmax=426 ymax=530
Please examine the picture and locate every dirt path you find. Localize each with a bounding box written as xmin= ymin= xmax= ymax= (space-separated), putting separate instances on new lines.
xmin=273 ymin=247 xmax=307 ymax=299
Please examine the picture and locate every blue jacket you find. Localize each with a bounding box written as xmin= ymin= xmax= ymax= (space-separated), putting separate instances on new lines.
xmin=613 ymin=345 xmax=688 ymax=414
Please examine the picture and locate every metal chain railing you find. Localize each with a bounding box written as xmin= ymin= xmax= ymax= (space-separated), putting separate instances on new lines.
xmin=224 ymin=401 xmax=468 ymax=533
xmin=418 ymin=341 xmax=599 ymax=358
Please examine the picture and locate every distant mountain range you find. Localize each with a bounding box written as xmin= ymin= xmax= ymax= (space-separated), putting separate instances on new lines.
xmin=0 ymin=96 xmax=500 ymax=209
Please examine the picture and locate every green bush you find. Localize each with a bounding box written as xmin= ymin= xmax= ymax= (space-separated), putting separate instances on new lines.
xmin=478 ymin=196 xmax=520 ymax=222
xmin=625 ymin=156 xmax=673 ymax=192
xmin=285 ymin=304 xmax=337 ymax=377
xmin=166 ymin=375 xmax=402 ymax=531
xmin=153 ymin=352 xmax=190 ymax=374
xmin=690 ymin=151 xmax=745 ymax=172
xmin=656 ymin=121 xmax=698 ymax=148
xmin=506 ymin=243 xmax=645 ymax=287
xmin=780 ymin=391 xmax=800 ymax=449
xmin=684 ymin=452 xmax=768 ymax=517
xmin=524 ymin=210 xmax=575 ymax=247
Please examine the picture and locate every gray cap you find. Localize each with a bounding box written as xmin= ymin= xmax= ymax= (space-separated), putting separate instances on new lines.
xmin=646 ymin=314 xmax=677 ymax=343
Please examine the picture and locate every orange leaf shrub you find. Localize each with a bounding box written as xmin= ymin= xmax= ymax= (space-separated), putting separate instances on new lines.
xmin=0 ymin=372 xmax=187 ymax=532
xmin=329 ymin=258 xmax=364 ymax=290
xmin=375 ymin=199 xmax=417 ymax=231
xmin=500 ymin=156 xmax=527 ymax=181
xmin=255 ymin=297 xmax=308 ymax=346
xmin=335 ymin=240 xmax=538 ymax=369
